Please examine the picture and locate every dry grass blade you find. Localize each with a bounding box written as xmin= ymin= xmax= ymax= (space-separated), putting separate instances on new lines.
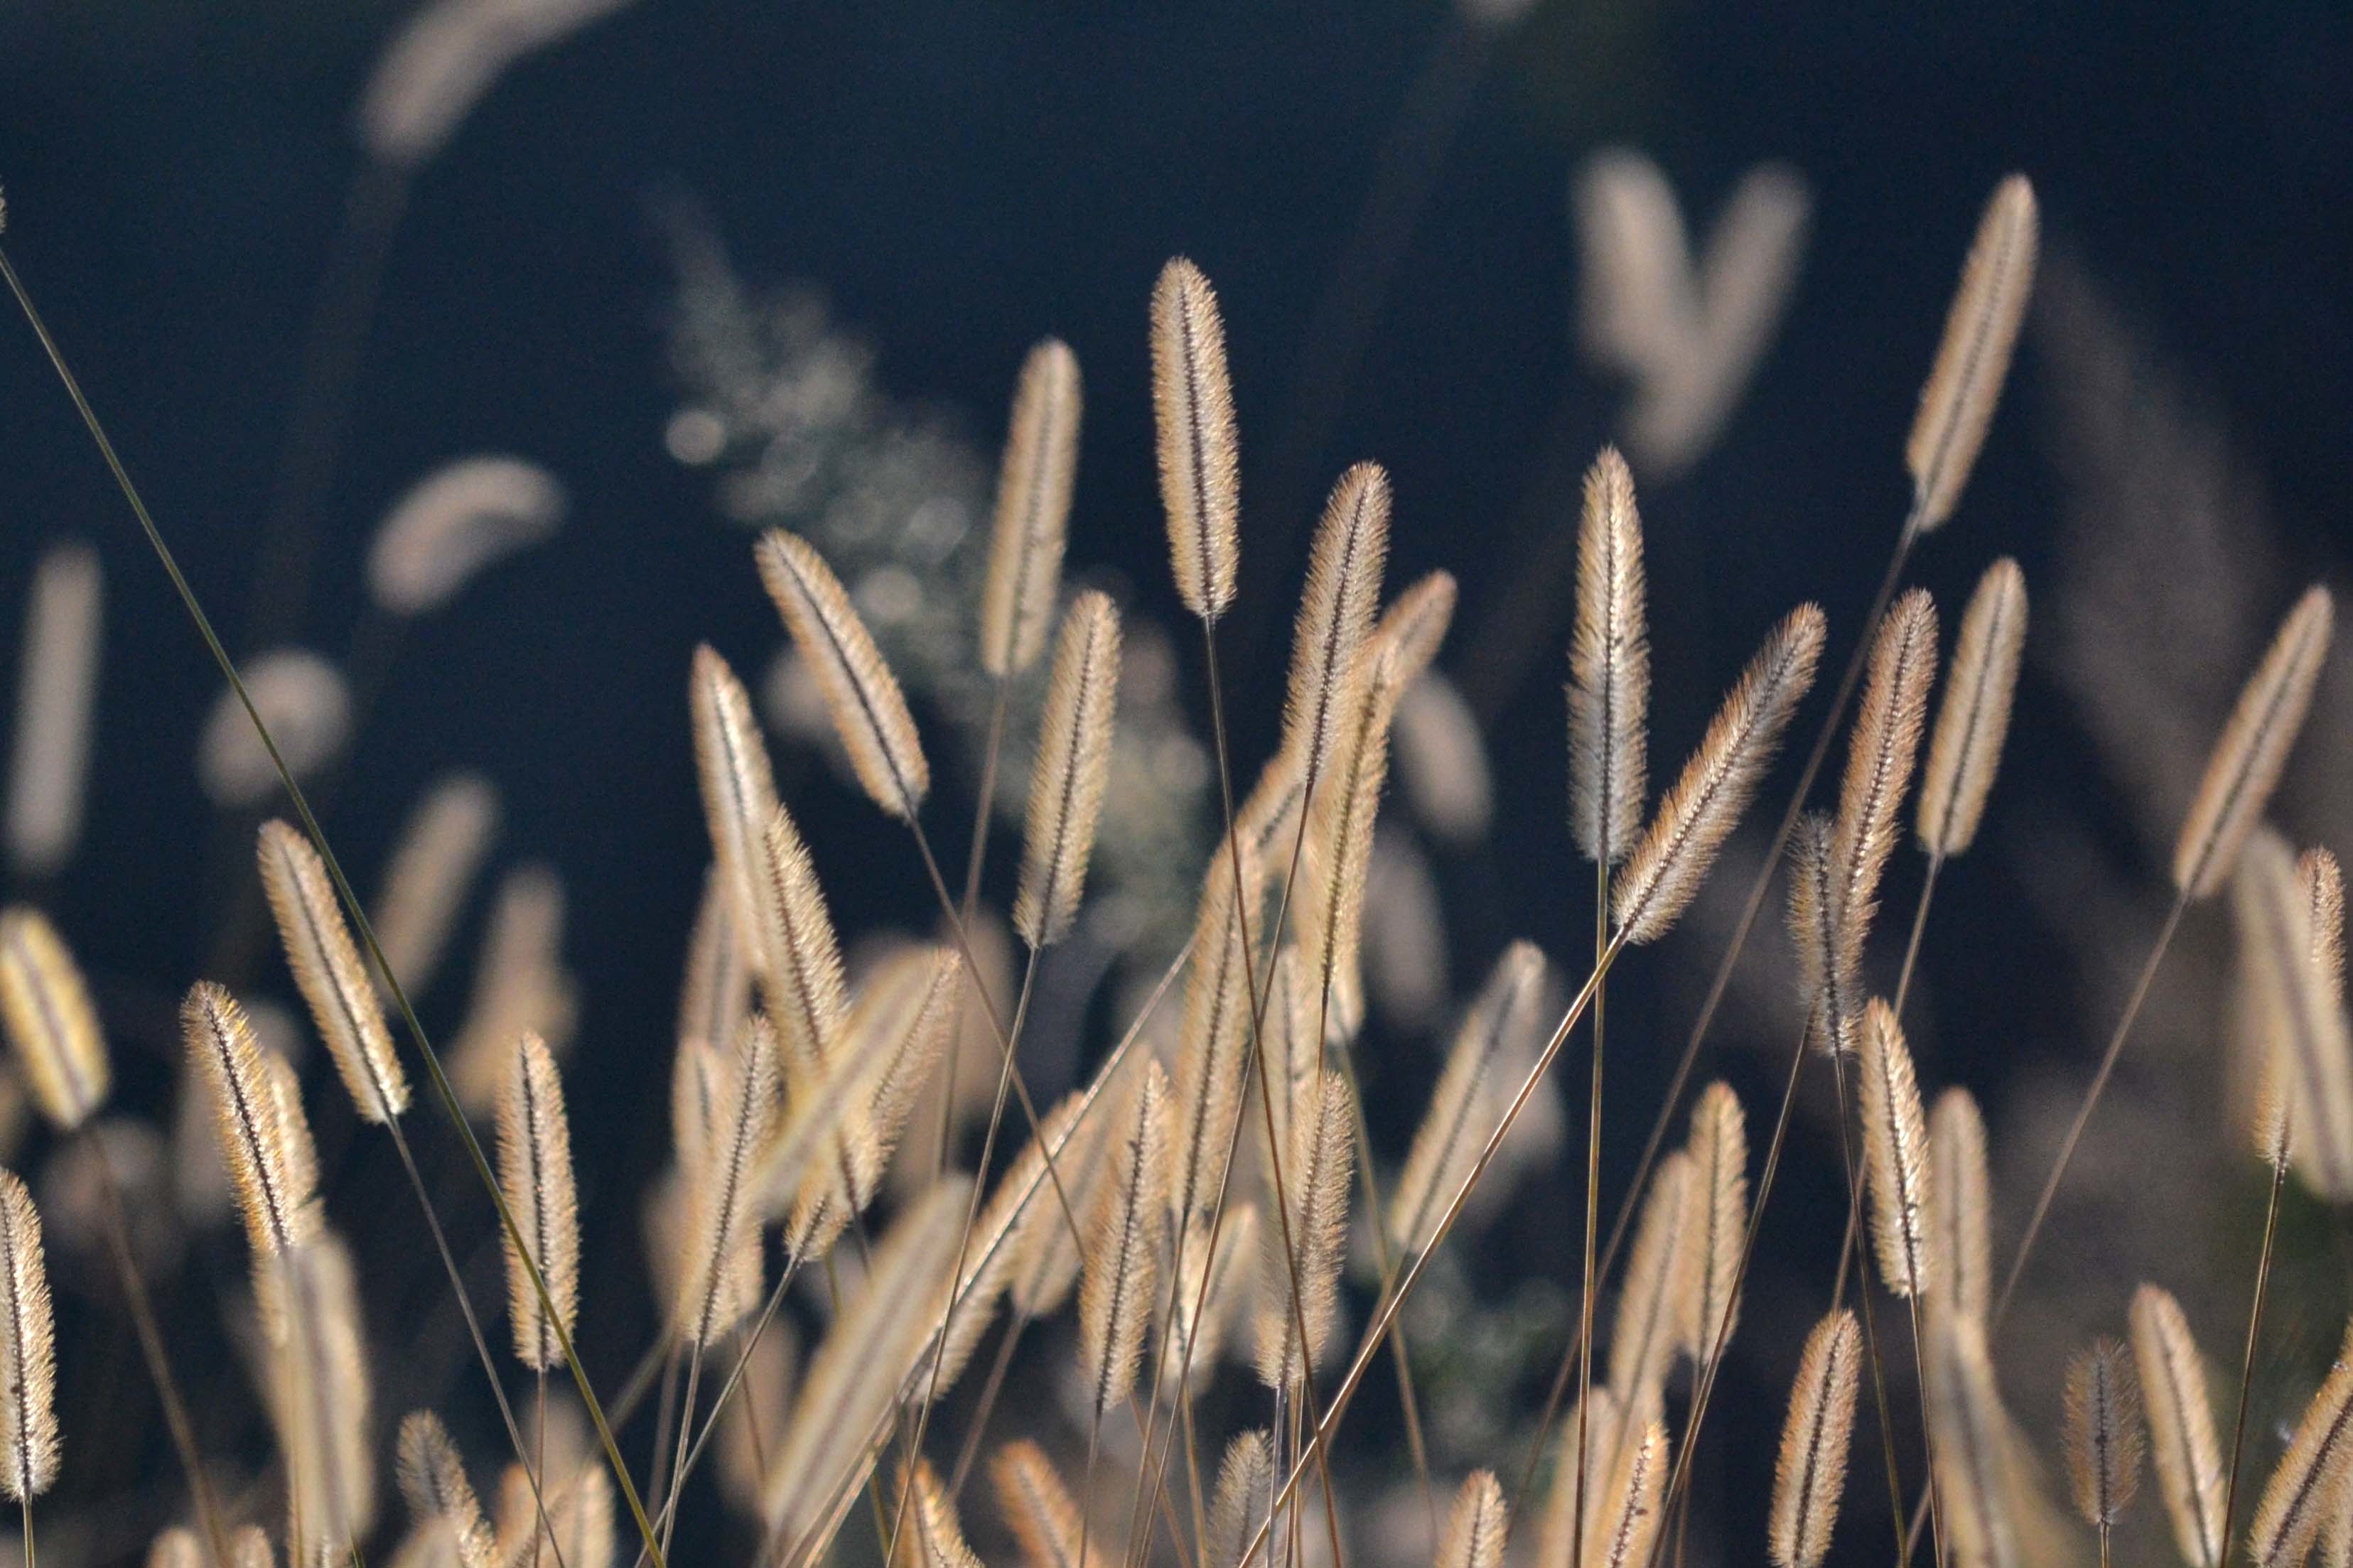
xmin=1829 ymin=589 xmax=1937 ymax=995
xmin=1905 ymin=173 xmax=2037 ymax=532
xmin=1014 ymin=591 xmax=1122 ymax=948
xmin=1859 ymin=999 xmax=1934 ymax=1298
xmin=0 ymin=907 xmax=109 ymax=1130
xmin=1284 ymin=462 xmax=1393 ymax=786
xmin=1767 ymin=1309 xmax=1861 ymax=1568
xmin=2132 ymin=1285 xmax=2226 ymax=1568
xmin=677 ymin=1017 xmax=778 ymax=1347
xmin=993 ymin=1440 xmax=1086 ymax=1568
xmin=1568 ymin=446 xmax=1649 ymax=867
xmin=1254 ymin=1069 xmax=1353 ymax=1393
xmin=981 ymin=337 xmax=1082 ymax=678
xmin=1917 ymin=558 xmax=2026 ymax=860
xmin=755 ymin=529 xmax=931 ymax=820
xmin=368 ymin=769 xmax=499 ymax=1001
xmin=1928 ymin=1088 xmax=1992 ymax=1327
xmin=1438 ymin=1471 xmax=1507 ymax=1568
xmin=1150 ymin=257 xmax=1240 ymax=622
xmin=185 ymin=981 xmax=317 ymax=1262
xmin=2173 ymin=586 xmax=2333 ymax=900
xmin=1171 ymin=842 xmax=1261 ymax=1226
xmin=1389 ymin=943 xmax=1547 ymax=1259
xmin=1925 ymin=1311 xmax=2018 ymax=1568
xmin=2064 ymin=1339 xmax=2145 ymax=1531
xmin=1206 ymin=1430 xmax=1275 ymax=1568
xmin=1081 ymin=1061 xmax=1171 ymax=1419
xmin=1605 ymin=1151 xmax=1698 ymax=1413
xmin=1615 ymin=604 xmax=1827 ymax=944
xmin=0 ymin=1169 xmax=58 ymax=1505
xmin=2231 ymin=828 xmax=2353 ymax=1199
xmin=399 ymin=1409 xmax=498 ymax=1568
xmin=2248 ymin=1348 xmax=2353 ymax=1568
xmin=497 ymin=1032 xmax=581 ymax=1370
xmin=6 ymin=541 xmax=100 ymax=877
xmin=1680 ymin=1081 xmax=1746 ymax=1370
xmin=1583 ymin=1418 xmax=1667 ymax=1568
xmin=259 ymin=818 xmax=410 ymax=1120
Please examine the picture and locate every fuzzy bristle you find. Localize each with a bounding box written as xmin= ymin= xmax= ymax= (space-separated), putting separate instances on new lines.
xmin=1615 ymin=604 xmax=1826 ymax=944
xmin=755 ymin=798 xmax=850 ymax=1079
xmin=1080 ymin=1060 xmax=1171 ymax=1417
xmin=1159 ymin=1203 xmax=1258 ymax=1398
xmin=1150 ymin=257 xmax=1241 ymax=622
xmin=1607 ymin=1150 xmax=1697 ymax=1412
xmin=1829 ymin=589 xmax=1938 ymax=1014
xmin=677 ymin=865 xmax=753 ymax=1066
xmin=755 ymin=529 xmax=932 ymax=820
xmin=1568 ymin=446 xmax=1650 ymax=868
xmin=1369 ymin=570 xmax=1460 ymax=683
xmin=1787 ymin=812 xmax=1856 ymax=1057
xmin=1917 ymin=558 xmax=2027 ymax=859
xmin=1859 ymin=999 xmax=1934 ymax=1298
xmin=1283 ymin=462 xmax=1393 ymax=793
xmin=2132 ymin=1285 xmax=2226 ymax=1568
xmin=1929 ymin=1088 xmax=1993 ymax=1326
xmin=980 ymin=338 xmax=1083 ymax=678
xmin=1681 ymin=1080 xmax=1748 ymax=1369
xmin=1438 ymin=1471 xmax=1508 ymax=1568
xmin=1582 ymin=1418 xmax=1667 ymax=1568
xmin=1767 ymin=1309 xmax=1861 ymax=1568
xmin=257 ymin=819 xmax=410 ymax=1122
xmin=269 ymin=1235 xmax=376 ymax=1561
xmin=1254 ymin=1068 xmax=1353 ymax=1394
xmin=185 ymin=980 xmax=318 ymax=1262
xmin=891 ymin=1458 xmax=981 ymax=1568
xmin=678 ymin=1016 xmax=780 ymax=1348
xmin=2064 ymin=1337 xmax=2146 ymax=1530
xmin=1206 ymin=1430 xmax=1276 ymax=1568
xmin=0 ymin=1169 xmax=58 ymax=1503
xmin=992 ymin=1440 xmax=1086 ymax=1568
xmin=1170 ymin=840 xmax=1260 ymax=1227
xmin=1014 ymin=590 xmax=1123 ymax=948
xmin=1298 ymin=643 xmax=1404 ymax=1043
xmin=2249 ymin=1339 xmax=2353 ymax=1568
xmin=984 ymin=1089 xmax=1102 ymax=1320
xmin=1905 ymin=173 xmax=2037 ymax=531
xmin=0 ymin=907 xmax=109 ymax=1131
xmin=398 ymin=1409 xmax=497 ymax=1568
xmin=2174 ymin=586 xmax=2334 ymax=900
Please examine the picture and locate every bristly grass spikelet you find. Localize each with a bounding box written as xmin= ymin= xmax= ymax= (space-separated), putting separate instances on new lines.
xmin=991 ymin=1440 xmax=1085 ymax=1568
xmin=1013 ymin=591 xmax=1122 ymax=948
xmin=5 ymin=541 xmax=101 ymax=877
xmin=1080 ymin=1060 xmax=1171 ymax=1421
xmin=1582 ymin=1418 xmax=1666 ymax=1568
xmin=495 ymin=1032 xmax=580 ymax=1370
xmin=1150 ymin=258 xmax=1240 ymax=622
xmin=1929 ymin=1088 xmax=1992 ymax=1326
xmin=1170 ymin=843 xmax=1260 ymax=1227
xmin=1206 ymin=1430 xmax=1274 ymax=1568
xmin=755 ymin=529 xmax=932 ymax=821
xmin=1568 ymin=445 xmax=1649 ymax=867
xmin=1254 ymin=1069 xmax=1352 ymax=1394
xmin=2247 ymin=1342 xmax=2353 ymax=1568
xmin=0 ymin=908 xmax=109 ymax=1131
xmin=1615 ymin=604 xmax=1826 ymax=944
xmin=2132 ymin=1285 xmax=2226 ymax=1568
xmin=1299 ymin=642 xmax=1403 ymax=1043
xmin=1680 ymin=1081 xmax=1746 ymax=1370
xmin=1787 ymin=812 xmax=1855 ymax=1057
xmin=1925 ymin=1312 xmax=2019 ymax=1568
xmin=1858 ymin=999 xmax=1934 ymax=1298
xmin=0 ymin=1169 xmax=58 ymax=1508
xmin=1158 ymin=1203 xmax=1257 ymax=1397
xmin=399 ymin=1409 xmax=497 ymax=1567
xmin=259 ymin=818 xmax=411 ymax=1121
xmin=2231 ymin=828 xmax=2353 ymax=1199
xmin=2173 ymin=586 xmax=2333 ymax=901
xmin=2064 ymin=1339 xmax=2145 ymax=1550
xmin=1605 ymin=1150 xmax=1696 ymax=1413
xmin=1829 ymin=590 xmax=1937 ymax=997
xmin=271 ymin=1236 xmax=376 ymax=1562
xmin=1283 ymin=462 xmax=1392 ymax=786
xmin=184 ymin=980 xmax=318 ymax=1263
xmin=1917 ymin=558 xmax=2026 ymax=860
xmin=1369 ymin=570 xmax=1458 ymax=683
xmin=1438 ymin=1471 xmax=1507 ymax=1568
xmin=981 ymin=338 xmax=1082 ymax=678
xmin=1905 ymin=174 xmax=2037 ymax=532
xmin=1389 ymin=943 xmax=1547 ymax=1260
xmin=1767 ymin=1309 xmax=1860 ymax=1568
xmin=369 ymin=769 xmax=499 ymax=1000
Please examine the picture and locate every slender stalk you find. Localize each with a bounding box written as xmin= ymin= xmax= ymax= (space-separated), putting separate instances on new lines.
xmin=1514 ymin=519 xmax=1919 ymax=1511
xmin=84 ymin=1132 xmax=235 ymax=1568
xmin=0 ymin=243 xmax=664 ymax=1567
xmin=535 ymin=1373 xmax=550 ymax=1568
xmin=1075 ymin=1421 xmax=1104 ymax=1568
xmin=647 ymin=1350 xmax=682 ymax=1523
xmin=1890 ymin=855 xmax=1944 ymax=1022
xmin=937 ymin=676 xmax=1016 ymax=1179
xmin=1570 ymin=859 xmax=1609 ymax=1568
xmin=2219 ymin=1152 xmax=2290 ymax=1564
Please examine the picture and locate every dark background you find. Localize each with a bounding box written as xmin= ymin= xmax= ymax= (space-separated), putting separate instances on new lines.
xmin=4 ymin=1 xmax=2351 ymax=1563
